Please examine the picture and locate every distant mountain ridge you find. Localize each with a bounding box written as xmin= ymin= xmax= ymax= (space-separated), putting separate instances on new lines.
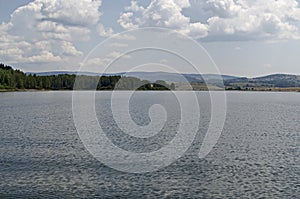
xmin=26 ymin=71 xmax=239 ymax=82
xmin=26 ymin=71 xmax=300 ymax=88
xmin=225 ymin=74 xmax=300 ymax=88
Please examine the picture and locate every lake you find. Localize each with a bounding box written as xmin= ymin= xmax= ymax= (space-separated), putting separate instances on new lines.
xmin=0 ymin=91 xmax=299 ymax=198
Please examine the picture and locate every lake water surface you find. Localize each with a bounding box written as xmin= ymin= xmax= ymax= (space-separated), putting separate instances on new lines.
xmin=0 ymin=91 xmax=299 ymax=198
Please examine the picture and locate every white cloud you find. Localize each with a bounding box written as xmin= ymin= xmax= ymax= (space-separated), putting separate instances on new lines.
xmin=118 ymin=0 xmax=209 ymax=39
xmin=2 ymin=0 xmax=300 ymax=72
xmin=97 ymin=24 xmax=114 ymax=37
xmin=81 ymin=51 xmax=131 ymax=68
xmin=60 ymin=41 xmax=83 ymax=57
xmin=0 ymin=48 xmax=24 ymax=64
xmin=109 ymin=43 xmax=129 ymax=47
xmin=0 ymin=45 xmax=61 ymax=64
xmin=39 ymin=0 xmax=102 ymax=26
xmin=205 ymin=0 xmax=300 ymax=41
xmin=26 ymin=51 xmax=61 ymax=63
xmin=118 ymin=12 xmax=139 ymax=30
xmin=8 ymin=0 xmax=100 ymax=41
xmin=0 ymin=0 xmax=104 ymax=66
xmin=118 ymin=0 xmax=300 ymax=41
xmin=125 ymin=0 xmax=144 ymax=12
xmin=206 ymin=0 xmax=241 ymax=18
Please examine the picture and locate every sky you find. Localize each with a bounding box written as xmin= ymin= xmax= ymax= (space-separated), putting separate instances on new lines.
xmin=1 ymin=0 xmax=300 ymax=77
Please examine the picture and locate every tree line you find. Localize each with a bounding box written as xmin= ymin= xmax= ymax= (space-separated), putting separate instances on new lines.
xmin=0 ymin=63 xmax=174 ymax=90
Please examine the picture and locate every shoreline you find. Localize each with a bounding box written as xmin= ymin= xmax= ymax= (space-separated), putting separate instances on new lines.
xmin=1 ymin=89 xmax=299 ymax=93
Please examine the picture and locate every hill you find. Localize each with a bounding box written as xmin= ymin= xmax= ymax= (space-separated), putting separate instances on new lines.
xmin=1 ymin=64 xmax=173 ymax=91
xmin=224 ymin=74 xmax=300 ymax=90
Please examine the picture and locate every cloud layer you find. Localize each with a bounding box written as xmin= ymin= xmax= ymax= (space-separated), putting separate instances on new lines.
xmin=119 ymin=0 xmax=300 ymax=41
xmin=1 ymin=0 xmax=300 ymax=69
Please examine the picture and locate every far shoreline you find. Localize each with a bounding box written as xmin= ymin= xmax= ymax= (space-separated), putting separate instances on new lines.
xmin=1 ymin=88 xmax=299 ymax=93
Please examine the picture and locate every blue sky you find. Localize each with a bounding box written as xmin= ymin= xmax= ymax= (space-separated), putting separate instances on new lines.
xmin=1 ymin=0 xmax=300 ymax=77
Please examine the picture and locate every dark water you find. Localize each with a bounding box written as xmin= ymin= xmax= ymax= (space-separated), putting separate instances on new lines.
xmin=0 ymin=91 xmax=299 ymax=198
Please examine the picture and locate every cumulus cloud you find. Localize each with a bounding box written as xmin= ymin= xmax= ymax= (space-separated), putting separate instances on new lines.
xmin=125 ymin=0 xmax=145 ymax=12
xmin=40 ymin=0 xmax=102 ymax=26
xmin=119 ymin=0 xmax=208 ymax=39
xmin=26 ymin=51 xmax=62 ymax=63
xmin=60 ymin=41 xmax=83 ymax=57
xmin=118 ymin=12 xmax=139 ymax=30
xmin=0 ymin=0 xmax=103 ymax=66
xmin=10 ymin=0 xmax=102 ymax=40
xmin=205 ymin=0 xmax=300 ymax=41
xmin=206 ymin=0 xmax=241 ymax=18
xmin=118 ymin=0 xmax=300 ymax=41
xmin=97 ymin=24 xmax=114 ymax=37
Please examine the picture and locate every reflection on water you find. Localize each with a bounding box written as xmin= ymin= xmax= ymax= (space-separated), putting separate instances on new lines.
xmin=0 ymin=91 xmax=299 ymax=198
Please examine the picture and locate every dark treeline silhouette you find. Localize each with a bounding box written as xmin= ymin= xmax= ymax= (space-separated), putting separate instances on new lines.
xmin=0 ymin=63 xmax=173 ymax=90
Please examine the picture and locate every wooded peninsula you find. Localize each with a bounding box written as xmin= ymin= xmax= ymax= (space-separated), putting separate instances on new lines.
xmin=0 ymin=63 xmax=174 ymax=91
